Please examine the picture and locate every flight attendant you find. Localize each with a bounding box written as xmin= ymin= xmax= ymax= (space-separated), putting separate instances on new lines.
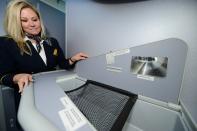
xmin=0 ymin=0 xmax=88 ymax=93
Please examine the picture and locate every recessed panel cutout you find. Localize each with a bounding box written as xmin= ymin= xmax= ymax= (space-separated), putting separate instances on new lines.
xmin=131 ymin=56 xmax=168 ymax=77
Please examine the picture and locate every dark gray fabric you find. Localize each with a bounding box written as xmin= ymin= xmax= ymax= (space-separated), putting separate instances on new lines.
xmin=66 ymin=82 xmax=136 ymax=131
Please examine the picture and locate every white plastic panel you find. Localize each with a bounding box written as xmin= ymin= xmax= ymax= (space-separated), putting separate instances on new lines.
xmin=76 ymin=38 xmax=188 ymax=104
xmin=122 ymin=99 xmax=188 ymax=131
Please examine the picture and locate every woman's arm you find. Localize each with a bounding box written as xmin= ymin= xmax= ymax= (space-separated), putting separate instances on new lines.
xmin=49 ymin=38 xmax=88 ymax=69
xmin=0 ymin=37 xmax=32 ymax=93
xmin=0 ymin=37 xmax=16 ymax=87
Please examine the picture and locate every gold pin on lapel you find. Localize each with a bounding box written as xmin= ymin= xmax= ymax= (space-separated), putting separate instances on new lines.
xmin=53 ymin=49 xmax=58 ymax=56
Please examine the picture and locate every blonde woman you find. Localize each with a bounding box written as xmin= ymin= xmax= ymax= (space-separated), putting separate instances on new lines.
xmin=0 ymin=0 xmax=88 ymax=93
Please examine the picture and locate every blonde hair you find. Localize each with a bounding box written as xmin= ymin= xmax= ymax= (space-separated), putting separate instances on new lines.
xmin=4 ymin=0 xmax=46 ymax=55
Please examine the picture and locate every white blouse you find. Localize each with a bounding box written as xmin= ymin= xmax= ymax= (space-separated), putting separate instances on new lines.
xmin=24 ymin=37 xmax=47 ymax=65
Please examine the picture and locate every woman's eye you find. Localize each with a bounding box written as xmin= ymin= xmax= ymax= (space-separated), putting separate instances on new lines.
xmin=32 ymin=19 xmax=38 ymax=21
xmin=21 ymin=19 xmax=27 ymax=22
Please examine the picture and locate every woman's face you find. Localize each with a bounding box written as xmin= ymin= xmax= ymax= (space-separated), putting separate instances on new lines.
xmin=20 ymin=7 xmax=41 ymax=35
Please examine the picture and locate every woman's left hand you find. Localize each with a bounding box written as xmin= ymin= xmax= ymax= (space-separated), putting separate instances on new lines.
xmin=69 ymin=52 xmax=88 ymax=64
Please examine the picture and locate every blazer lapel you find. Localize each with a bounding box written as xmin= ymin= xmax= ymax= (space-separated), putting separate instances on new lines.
xmin=28 ymin=41 xmax=47 ymax=67
xmin=43 ymin=41 xmax=54 ymax=67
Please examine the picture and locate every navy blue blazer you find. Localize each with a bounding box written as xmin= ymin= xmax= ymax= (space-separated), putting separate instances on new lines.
xmin=0 ymin=36 xmax=73 ymax=87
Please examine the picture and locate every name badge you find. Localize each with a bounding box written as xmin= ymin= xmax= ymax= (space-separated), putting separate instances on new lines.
xmin=53 ymin=49 xmax=58 ymax=56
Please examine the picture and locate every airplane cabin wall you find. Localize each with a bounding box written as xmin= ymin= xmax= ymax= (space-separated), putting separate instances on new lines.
xmin=66 ymin=0 xmax=197 ymax=127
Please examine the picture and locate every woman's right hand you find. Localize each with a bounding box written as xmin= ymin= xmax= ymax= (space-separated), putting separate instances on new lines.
xmin=69 ymin=52 xmax=88 ymax=65
xmin=13 ymin=73 xmax=33 ymax=93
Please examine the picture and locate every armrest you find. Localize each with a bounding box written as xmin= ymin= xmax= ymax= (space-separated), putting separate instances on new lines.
xmin=0 ymin=85 xmax=19 ymax=131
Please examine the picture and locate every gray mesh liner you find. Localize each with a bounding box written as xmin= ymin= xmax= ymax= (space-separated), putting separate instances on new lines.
xmin=66 ymin=81 xmax=137 ymax=131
